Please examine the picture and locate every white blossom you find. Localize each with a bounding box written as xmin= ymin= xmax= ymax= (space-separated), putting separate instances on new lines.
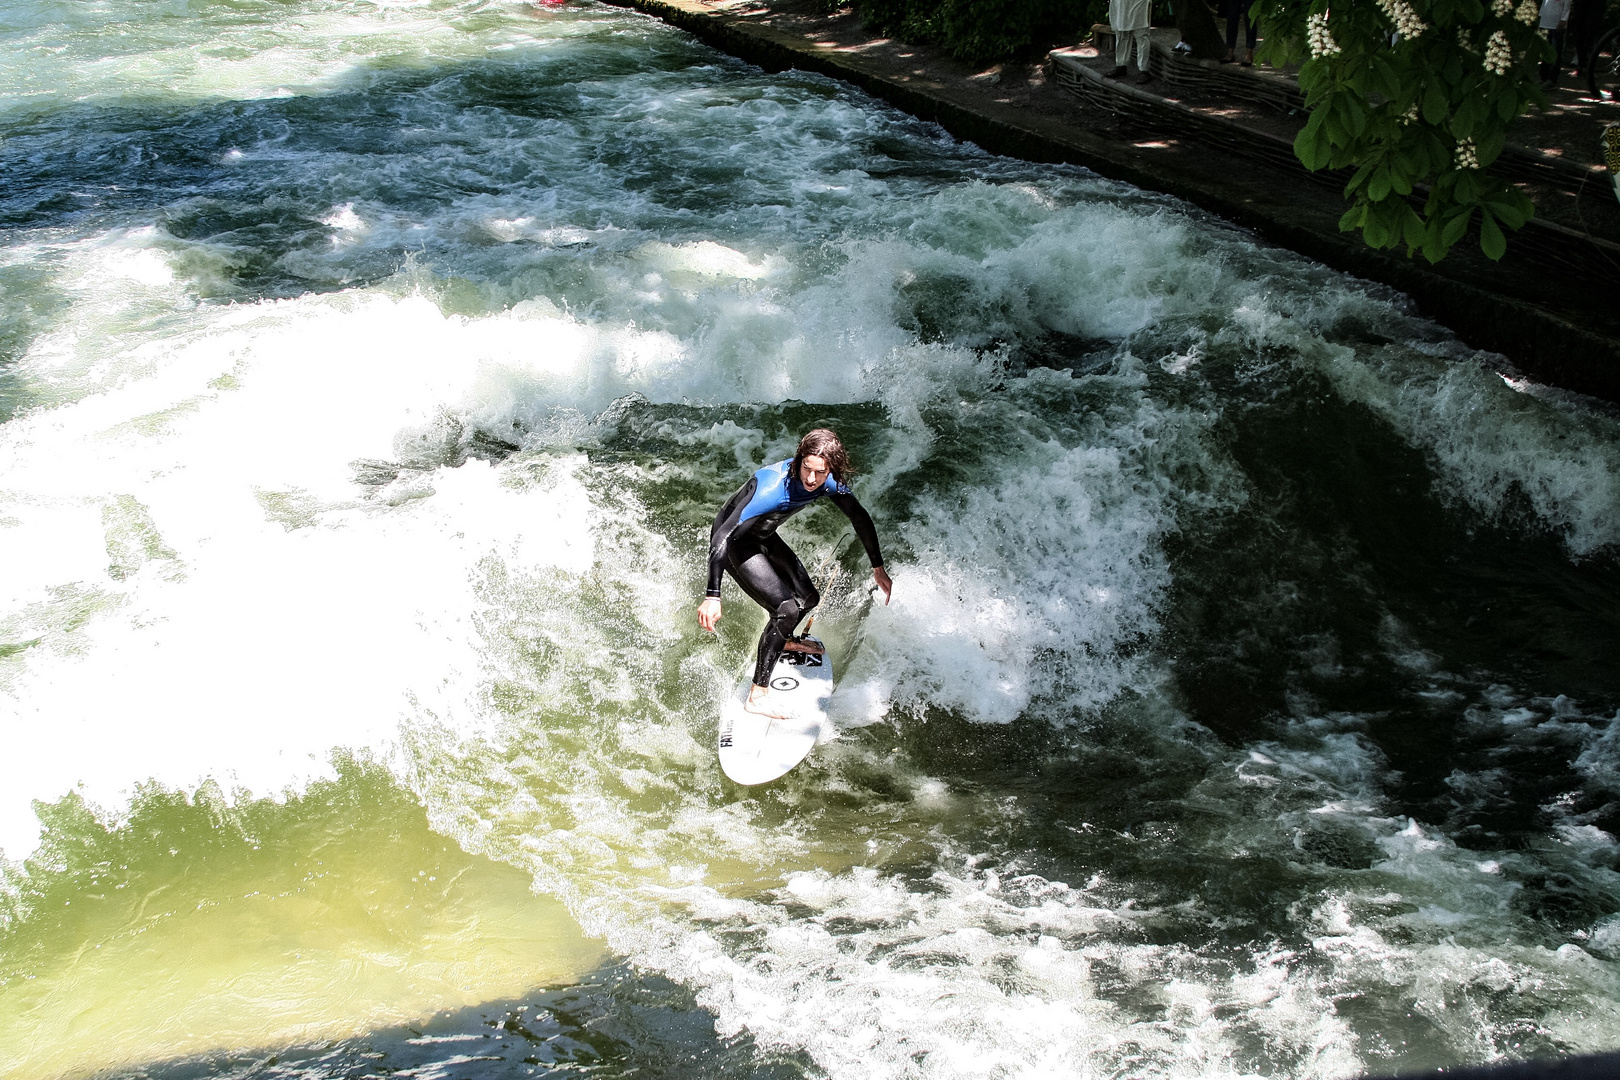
xmin=1491 ymin=0 xmax=1512 ymax=15
xmin=1484 ymin=28 xmax=1513 ymax=74
xmin=1377 ymin=0 xmax=1428 ymax=39
xmin=1398 ymin=102 xmax=1420 ymax=125
xmin=1455 ymin=137 xmax=1480 ymax=169
xmin=1307 ymin=11 xmax=1343 ymax=57
xmin=1457 ymin=27 xmax=1474 ymax=51
xmin=1515 ymin=0 xmax=1538 ymax=24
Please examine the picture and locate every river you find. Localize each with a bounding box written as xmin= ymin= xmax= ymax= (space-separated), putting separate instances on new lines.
xmin=2 ymin=2 xmax=1619 ymax=1078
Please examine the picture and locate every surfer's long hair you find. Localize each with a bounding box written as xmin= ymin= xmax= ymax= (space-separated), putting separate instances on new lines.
xmin=793 ymin=428 xmax=854 ymax=486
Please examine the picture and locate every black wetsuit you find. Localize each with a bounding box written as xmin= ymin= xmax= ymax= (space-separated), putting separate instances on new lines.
xmin=706 ymin=459 xmax=883 ymax=686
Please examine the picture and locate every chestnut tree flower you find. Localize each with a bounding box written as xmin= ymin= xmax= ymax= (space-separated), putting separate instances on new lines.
xmin=1253 ymin=0 xmax=1549 ymax=261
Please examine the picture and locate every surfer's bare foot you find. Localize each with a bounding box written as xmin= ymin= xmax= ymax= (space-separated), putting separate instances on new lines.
xmin=783 ymin=638 xmax=824 ymax=655
xmin=745 ymin=684 xmax=793 ymax=719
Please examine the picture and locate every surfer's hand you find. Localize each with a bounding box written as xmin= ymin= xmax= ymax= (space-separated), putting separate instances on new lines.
xmin=872 ymin=566 xmax=892 ymax=604
xmin=697 ymin=596 xmax=722 ymax=632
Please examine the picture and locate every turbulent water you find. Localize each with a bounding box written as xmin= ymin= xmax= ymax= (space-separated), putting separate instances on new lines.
xmin=2 ymin=2 xmax=1619 ymax=1078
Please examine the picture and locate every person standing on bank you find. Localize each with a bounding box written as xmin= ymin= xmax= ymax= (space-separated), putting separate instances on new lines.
xmin=1221 ymin=0 xmax=1257 ymax=65
xmin=1539 ymin=0 xmax=1571 ymax=86
xmin=697 ymin=429 xmax=892 ymax=719
xmin=1109 ymin=0 xmax=1154 ymax=84
xmin=1568 ymin=0 xmax=1604 ymax=81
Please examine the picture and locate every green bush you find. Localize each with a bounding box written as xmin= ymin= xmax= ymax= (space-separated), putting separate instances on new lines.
xmin=853 ymin=0 xmax=942 ymax=43
xmin=939 ymin=0 xmax=1038 ymax=60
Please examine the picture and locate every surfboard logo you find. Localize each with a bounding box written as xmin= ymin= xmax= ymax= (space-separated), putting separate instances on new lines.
xmin=770 ymin=676 xmax=799 ymax=691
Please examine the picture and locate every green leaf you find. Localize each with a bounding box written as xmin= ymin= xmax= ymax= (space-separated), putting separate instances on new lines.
xmin=1479 ymin=211 xmax=1507 ymax=260
xmin=1346 ymin=162 xmax=1375 ymax=195
xmin=1459 ymin=0 xmax=1483 ymax=19
xmin=1422 ymin=83 xmax=1449 ymax=126
xmin=1372 ymin=56 xmax=1401 ymax=100
xmin=1331 ymin=94 xmax=1364 ymax=140
xmin=1422 ymin=128 xmax=1450 ymax=160
xmin=1364 ymin=211 xmax=1391 ymax=249
xmin=1508 ymin=187 xmax=1537 ymax=222
xmin=1486 ymin=199 xmax=1528 ymax=229
xmin=1339 ymin=204 xmax=1366 ymax=233
xmin=1402 ymin=206 xmax=1426 ymax=250
xmin=1323 ymin=113 xmax=1347 ymax=149
xmin=1496 ymin=89 xmax=1517 ymax=122
xmin=1442 ymin=209 xmax=1472 ymax=247
xmin=1475 ymin=130 xmax=1506 ymax=169
xmin=1422 ymin=219 xmax=1449 ymax=263
xmin=1390 ymin=167 xmax=1414 ymax=196
xmin=1346 ymin=99 xmax=1368 ymax=138
xmin=1294 ymin=125 xmax=1330 ymax=172
xmin=1451 ymin=97 xmax=1476 ymax=141
xmin=1484 ymin=187 xmax=1530 ymax=228
xmin=1369 ymin=167 xmax=1392 ymax=203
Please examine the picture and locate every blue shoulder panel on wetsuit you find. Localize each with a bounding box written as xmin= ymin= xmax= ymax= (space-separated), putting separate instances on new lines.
xmin=737 ymin=460 xmax=848 ymax=524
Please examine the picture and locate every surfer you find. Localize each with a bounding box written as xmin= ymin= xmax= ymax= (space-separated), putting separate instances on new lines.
xmin=697 ymin=428 xmax=891 ymax=719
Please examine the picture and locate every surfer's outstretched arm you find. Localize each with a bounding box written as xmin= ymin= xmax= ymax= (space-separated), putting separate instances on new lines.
xmin=699 ymin=476 xmax=758 ymax=632
xmin=828 ymin=491 xmax=891 ymax=604
xmin=704 ymin=478 xmax=756 ymax=602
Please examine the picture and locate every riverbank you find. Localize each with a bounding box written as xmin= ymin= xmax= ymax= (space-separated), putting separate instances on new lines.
xmin=598 ymin=0 xmax=1620 ymax=402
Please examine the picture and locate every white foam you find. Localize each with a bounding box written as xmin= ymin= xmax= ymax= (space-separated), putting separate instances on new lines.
xmin=0 ymin=286 xmax=627 ymax=858
xmin=1325 ymin=346 xmax=1620 ymax=556
xmin=838 ymin=363 xmax=1238 ymax=726
xmin=0 ymin=0 xmax=581 ymax=116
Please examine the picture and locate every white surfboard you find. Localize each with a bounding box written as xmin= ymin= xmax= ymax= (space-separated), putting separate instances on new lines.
xmin=718 ymin=638 xmax=833 ymax=785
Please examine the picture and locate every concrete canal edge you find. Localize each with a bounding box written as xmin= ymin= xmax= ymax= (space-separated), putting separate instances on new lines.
xmin=600 ymin=0 xmax=1620 ymax=402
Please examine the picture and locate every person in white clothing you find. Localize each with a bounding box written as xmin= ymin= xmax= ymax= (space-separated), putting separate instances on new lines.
xmin=1539 ymin=0 xmax=1571 ymax=85
xmin=1109 ymin=0 xmax=1154 ymax=83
